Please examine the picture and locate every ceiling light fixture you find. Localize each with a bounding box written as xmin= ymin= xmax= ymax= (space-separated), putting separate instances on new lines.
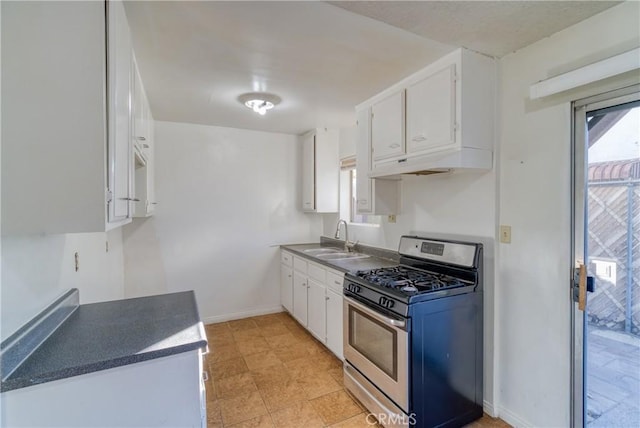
xmin=238 ymin=92 xmax=281 ymax=116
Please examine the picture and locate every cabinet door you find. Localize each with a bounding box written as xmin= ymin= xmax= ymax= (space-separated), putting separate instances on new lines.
xmin=356 ymin=108 xmax=372 ymax=213
xmin=371 ymin=91 xmax=405 ymax=161
xmin=280 ymin=265 xmax=293 ymax=313
xmin=293 ymin=271 xmax=308 ymax=326
xmin=325 ymin=288 xmax=343 ymax=360
xmin=406 ymin=64 xmax=456 ymax=154
xmin=307 ymin=278 xmax=326 ymax=343
xmin=107 ymin=0 xmax=133 ymax=224
xmin=301 ymin=133 xmax=315 ymax=211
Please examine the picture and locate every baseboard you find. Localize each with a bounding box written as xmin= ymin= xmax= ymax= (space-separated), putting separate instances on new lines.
xmin=483 ymin=400 xmax=496 ymax=418
xmin=498 ymin=405 xmax=532 ymax=428
xmin=202 ymin=306 xmax=285 ymax=324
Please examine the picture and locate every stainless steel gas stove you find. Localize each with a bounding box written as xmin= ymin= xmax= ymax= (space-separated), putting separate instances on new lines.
xmin=343 ymin=236 xmax=483 ymax=428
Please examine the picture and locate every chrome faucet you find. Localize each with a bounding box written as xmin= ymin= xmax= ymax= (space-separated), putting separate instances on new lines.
xmin=334 ymin=219 xmax=356 ymax=252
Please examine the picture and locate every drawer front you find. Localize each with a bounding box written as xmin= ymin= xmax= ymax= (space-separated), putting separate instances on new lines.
xmin=326 ymin=270 xmax=345 ymax=293
xmin=293 ymin=256 xmax=308 ymax=273
xmin=281 ymin=251 xmax=293 ymax=267
xmin=308 ymin=262 xmax=326 ymax=283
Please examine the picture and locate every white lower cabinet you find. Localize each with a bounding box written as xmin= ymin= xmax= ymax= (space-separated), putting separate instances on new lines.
xmin=280 ymin=251 xmax=344 ymax=360
xmin=293 ymin=270 xmax=308 ymax=325
xmin=1 ymin=350 xmax=205 ymax=427
xmin=325 ymin=287 xmax=344 ymax=360
xmin=280 ymin=251 xmax=294 ymax=313
xmin=307 ymin=278 xmax=327 ymax=342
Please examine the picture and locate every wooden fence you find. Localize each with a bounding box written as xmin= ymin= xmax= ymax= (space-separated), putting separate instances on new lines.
xmin=587 ymin=159 xmax=640 ymax=335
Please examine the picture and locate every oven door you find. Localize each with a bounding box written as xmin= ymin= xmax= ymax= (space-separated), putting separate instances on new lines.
xmin=343 ymin=295 xmax=409 ymax=412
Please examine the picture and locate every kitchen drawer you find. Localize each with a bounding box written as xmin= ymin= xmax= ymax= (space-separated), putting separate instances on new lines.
xmin=281 ymin=251 xmax=293 ymax=267
xmin=293 ymin=256 xmax=308 ymax=273
xmin=308 ymin=262 xmax=326 ymax=283
xmin=326 ymin=270 xmax=344 ymax=294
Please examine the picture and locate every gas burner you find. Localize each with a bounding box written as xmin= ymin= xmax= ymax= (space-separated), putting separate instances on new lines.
xmin=355 ymin=266 xmax=467 ymax=294
xmin=401 ymin=284 xmax=418 ymax=293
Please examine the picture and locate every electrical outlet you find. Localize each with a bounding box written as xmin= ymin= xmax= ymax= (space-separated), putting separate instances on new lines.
xmin=388 ymin=214 xmax=397 ymax=223
xmin=500 ymin=225 xmax=512 ymax=244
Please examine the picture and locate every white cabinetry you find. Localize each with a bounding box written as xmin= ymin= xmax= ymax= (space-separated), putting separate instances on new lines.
xmin=371 ymin=91 xmax=405 ymax=161
xmin=1 ymin=0 xmax=141 ymax=234
xmin=280 ymin=251 xmax=294 ymax=313
xmin=325 ymin=270 xmax=344 ymax=360
xmin=292 ymin=257 xmax=309 ymax=325
xmin=2 ymin=350 xmax=205 ymax=427
xmin=359 ymin=48 xmax=495 ymax=179
xmin=406 ymin=65 xmax=456 ymax=154
xmin=107 ymin=0 xmax=134 ymax=225
xmin=307 ymin=263 xmax=327 ymax=342
xmin=281 ymin=251 xmax=344 ymax=360
xmin=301 ymin=129 xmax=339 ymax=213
xmin=132 ymin=58 xmax=157 ymax=218
xmin=355 ymin=108 xmax=400 ymax=215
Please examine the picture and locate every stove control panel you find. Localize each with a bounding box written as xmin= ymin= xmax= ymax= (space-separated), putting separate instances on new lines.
xmin=378 ymin=296 xmax=395 ymax=309
xmin=347 ymin=283 xmax=362 ymax=294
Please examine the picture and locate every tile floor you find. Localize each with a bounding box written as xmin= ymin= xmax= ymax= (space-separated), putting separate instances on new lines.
xmin=204 ymin=312 xmax=509 ymax=428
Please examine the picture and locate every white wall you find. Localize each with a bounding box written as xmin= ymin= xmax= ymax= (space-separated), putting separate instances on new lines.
xmin=123 ymin=121 xmax=322 ymax=323
xmin=497 ymin=2 xmax=639 ymax=427
xmin=1 ymin=230 xmax=125 ymax=338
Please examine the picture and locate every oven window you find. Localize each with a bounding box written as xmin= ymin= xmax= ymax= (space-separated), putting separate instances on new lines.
xmin=349 ymin=306 xmax=397 ymax=380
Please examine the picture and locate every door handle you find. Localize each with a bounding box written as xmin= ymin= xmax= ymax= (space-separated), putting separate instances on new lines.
xmin=573 ymin=264 xmax=595 ymax=311
xmin=578 ymin=264 xmax=587 ymax=311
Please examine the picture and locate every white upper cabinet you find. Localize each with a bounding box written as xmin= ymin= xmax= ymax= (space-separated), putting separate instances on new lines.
xmin=108 ymin=0 xmax=134 ymax=225
xmin=1 ymin=0 xmax=140 ymax=234
xmin=132 ymin=58 xmax=156 ymax=218
xmin=371 ymin=91 xmax=405 ymax=161
xmin=359 ymin=48 xmax=495 ymax=179
xmin=301 ymin=128 xmax=339 ymax=213
xmin=406 ymin=64 xmax=456 ymax=154
xmin=301 ymin=133 xmax=316 ymax=211
xmin=356 ymin=108 xmax=400 ymax=215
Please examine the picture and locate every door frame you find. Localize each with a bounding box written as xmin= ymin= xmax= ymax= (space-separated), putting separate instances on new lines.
xmin=570 ymin=84 xmax=640 ymax=428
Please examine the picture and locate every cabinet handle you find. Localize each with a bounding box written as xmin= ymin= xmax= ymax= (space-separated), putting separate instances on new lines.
xmin=136 ymin=136 xmax=146 ymax=141
xmin=202 ymin=371 xmax=209 ymax=382
xmin=411 ymin=135 xmax=426 ymax=142
xmin=325 ymin=296 xmax=329 ymax=301
xmin=334 ymin=280 xmax=342 ymax=286
xmin=388 ymin=143 xmax=400 ymax=148
xmin=142 ymin=143 xmax=150 ymax=149
xmin=288 ymin=275 xmax=292 ymax=278
xmin=398 ymin=158 xmax=407 ymax=163
xmin=120 ymin=197 xmax=141 ymax=202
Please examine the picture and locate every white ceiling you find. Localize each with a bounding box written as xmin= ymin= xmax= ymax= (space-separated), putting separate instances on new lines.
xmin=124 ymin=1 xmax=620 ymax=136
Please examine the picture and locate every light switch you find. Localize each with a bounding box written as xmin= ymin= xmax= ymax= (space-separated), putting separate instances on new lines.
xmin=500 ymin=225 xmax=511 ymax=244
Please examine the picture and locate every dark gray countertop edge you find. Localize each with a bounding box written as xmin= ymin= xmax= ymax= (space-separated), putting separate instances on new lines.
xmin=1 ymin=291 xmax=208 ymax=393
xmin=0 ymin=340 xmax=207 ymax=392
xmin=1 ymin=288 xmax=79 ymax=382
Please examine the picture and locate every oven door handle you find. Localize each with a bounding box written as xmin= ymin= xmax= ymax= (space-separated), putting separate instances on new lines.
xmin=344 ymin=296 xmax=407 ymax=330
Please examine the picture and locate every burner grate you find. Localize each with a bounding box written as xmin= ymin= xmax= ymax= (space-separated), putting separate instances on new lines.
xmin=355 ymin=266 xmax=467 ymax=294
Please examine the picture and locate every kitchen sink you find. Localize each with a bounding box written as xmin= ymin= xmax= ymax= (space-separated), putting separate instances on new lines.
xmin=302 ymin=247 xmax=342 ymax=255
xmin=315 ymin=252 xmax=370 ymax=261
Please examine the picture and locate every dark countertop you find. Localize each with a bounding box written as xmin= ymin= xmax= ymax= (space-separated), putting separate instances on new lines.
xmin=281 ymin=239 xmax=399 ymax=273
xmin=1 ymin=291 xmax=207 ymax=392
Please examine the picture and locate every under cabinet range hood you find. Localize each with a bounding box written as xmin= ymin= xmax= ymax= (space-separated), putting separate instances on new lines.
xmin=368 ymin=146 xmax=493 ymax=179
